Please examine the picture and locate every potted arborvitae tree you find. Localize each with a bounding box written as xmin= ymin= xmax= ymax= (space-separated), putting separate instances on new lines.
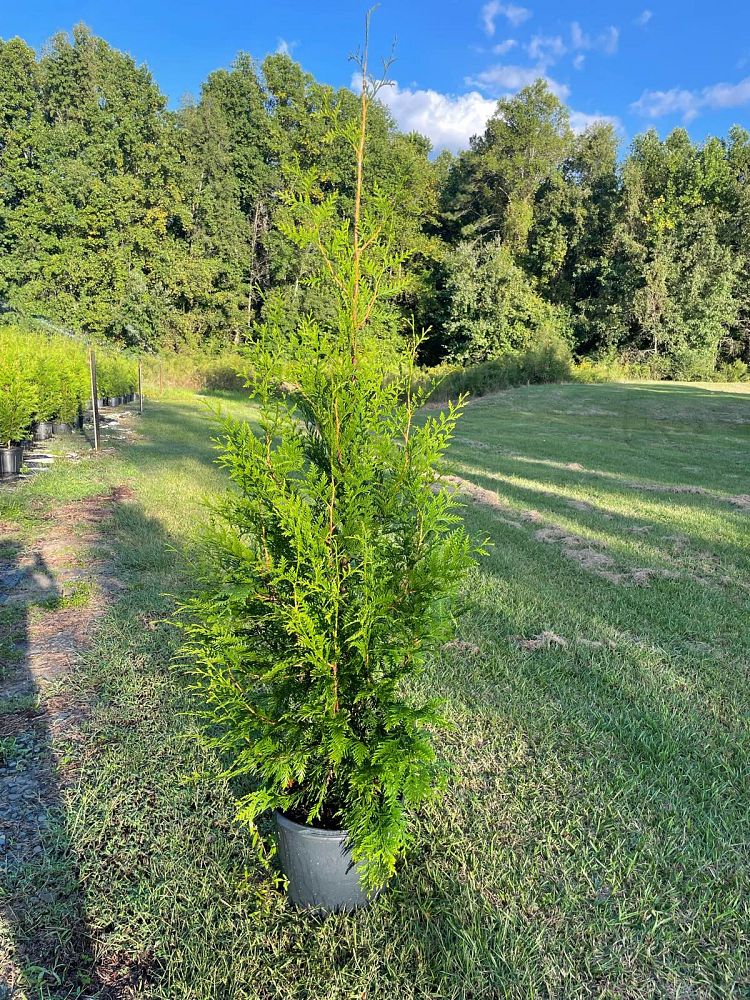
xmin=53 ymin=355 xmax=85 ymax=433
xmin=28 ymin=336 xmax=56 ymax=441
xmin=178 ymin=31 xmax=479 ymax=911
xmin=0 ymin=356 xmax=37 ymax=477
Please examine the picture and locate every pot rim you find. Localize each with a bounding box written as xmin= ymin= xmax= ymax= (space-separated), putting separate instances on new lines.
xmin=275 ymin=809 xmax=348 ymax=840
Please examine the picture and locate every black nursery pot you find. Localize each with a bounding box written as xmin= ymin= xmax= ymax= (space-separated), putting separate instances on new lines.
xmin=0 ymin=446 xmax=23 ymax=477
xmin=274 ymin=811 xmax=373 ymax=914
xmin=52 ymin=420 xmax=74 ymax=434
xmin=34 ymin=421 xmax=53 ymax=441
xmin=107 ymin=397 xmax=118 ymax=407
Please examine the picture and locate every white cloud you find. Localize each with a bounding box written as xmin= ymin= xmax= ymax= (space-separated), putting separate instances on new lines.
xmin=481 ymin=1 xmax=532 ymax=36
xmin=466 ymin=64 xmax=570 ymax=99
xmin=503 ymin=21 xmax=620 ymax=72
xmin=276 ymin=38 xmax=298 ymax=56
xmin=375 ymin=81 xmax=499 ymax=152
xmin=369 ymin=76 xmax=620 ymax=152
xmin=601 ymin=26 xmax=619 ymax=55
xmin=493 ymin=38 xmax=518 ymax=55
xmin=527 ymin=34 xmax=567 ymax=65
xmin=705 ymin=78 xmax=750 ymax=109
xmin=570 ymin=22 xmax=619 ymax=56
xmin=631 ymin=76 xmax=750 ymax=121
xmin=631 ymin=88 xmax=699 ymax=120
xmin=634 ymin=9 xmax=653 ymax=27
xmin=570 ymin=22 xmax=586 ymax=51
xmin=569 ymin=110 xmax=623 ymax=134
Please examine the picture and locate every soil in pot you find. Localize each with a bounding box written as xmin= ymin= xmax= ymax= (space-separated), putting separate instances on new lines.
xmin=0 ymin=446 xmax=23 ymax=477
xmin=274 ymin=811 xmax=374 ymax=914
xmin=34 ymin=421 xmax=53 ymax=442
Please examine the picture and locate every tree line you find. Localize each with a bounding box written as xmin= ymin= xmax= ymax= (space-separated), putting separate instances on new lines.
xmin=1 ymin=25 xmax=749 ymax=378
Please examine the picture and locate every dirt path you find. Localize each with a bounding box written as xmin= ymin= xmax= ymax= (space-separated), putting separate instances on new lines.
xmin=0 ymin=486 xmax=133 ymax=997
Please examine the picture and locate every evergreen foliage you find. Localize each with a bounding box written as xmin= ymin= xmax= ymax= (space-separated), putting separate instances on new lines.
xmin=439 ymin=238 xmax=571 ymax=363
xmin=1 ymin=24 xmax=749 ymax=377
xmin=0 ymin=350 xmax=37 ymax=446
xmin=0 ymin=324 xmax=137 ymax=435
xmin=177 ymin=55 xmax=480 ymax=888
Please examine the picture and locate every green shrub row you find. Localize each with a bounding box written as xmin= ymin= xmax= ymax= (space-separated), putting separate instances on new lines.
xmin=142 ymin=351 xmax=247 ymax=392
xmin=418 ymin=340 xmax=749 ymax=405
xmin=0 ymin=325 xmax=137 ymax=446
xmin=416 ymin=333 xmax=575 ymax=403
xmin=574 ymin=352 xmax=749 ymax=384
xmin=96 ymin=353 xmax=138 ymax=398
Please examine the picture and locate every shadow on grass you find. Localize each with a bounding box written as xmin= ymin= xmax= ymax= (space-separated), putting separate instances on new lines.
xmin=0 ymin=495 xmax=186 ymax=999
xmin=0 ymin=540 xmax=99 ymax=998
xmin=122 ymin=398 xmax=228 ymax=469
xmin=2 ymin=387 xmax=745 ymax=996
xmin=450 ymin=462 xmax=749 ymax=556
xmin=615 ymin=382 xmax=749 ymax=402
xmin=408 ymin=527 xmax=749 ymax=989
xmin=440 ymin=488 xmax=750 ymax=839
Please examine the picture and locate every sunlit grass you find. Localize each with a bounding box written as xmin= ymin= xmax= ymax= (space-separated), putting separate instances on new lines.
xmin=1 ymin=381 xmax=748 ymax=998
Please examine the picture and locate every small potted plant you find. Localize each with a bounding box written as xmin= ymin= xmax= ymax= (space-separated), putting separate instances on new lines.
xmin=178 ymin=39 xmax=479 ymax=912
xmin=51 ymin=358 xmax=85 ymax=433
xmin=34 ymin=418 xmax=53 ymax=441
xmin=52 ymin=398 xmax=78 ymax=434
xmin=32 ymin=356 xmax=57 ymax=441
xmin=0 ymin=358 xmax=37 ymax=477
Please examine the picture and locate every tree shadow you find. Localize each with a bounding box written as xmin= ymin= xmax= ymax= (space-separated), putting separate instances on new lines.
xmin=620 ymin=382 xmax=749 ymax=402
xmin=376 ymin=506 xmax=749 ymax=990
xmin=448 ymin=460 xmax=747 ymax=564
xmin=0 ymin=538 xmax=96 ymax=997
xmin=101 ymin=393 xmax=261 ymax=497
xmin=0 ymin=502 xmax=154 ymax=998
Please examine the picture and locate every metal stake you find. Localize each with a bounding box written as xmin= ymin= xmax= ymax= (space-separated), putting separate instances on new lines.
xmin=89 ymin=347 xmax=100 ymax=451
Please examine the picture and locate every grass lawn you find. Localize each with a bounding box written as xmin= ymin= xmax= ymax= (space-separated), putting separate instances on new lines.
xmin=1 ymin=381 xmax=748 ymax=998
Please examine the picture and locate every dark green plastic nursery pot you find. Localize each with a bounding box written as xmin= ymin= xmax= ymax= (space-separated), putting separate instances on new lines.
xmin=0 ymin=446 xmax=23 ymax=477
xmin=34 ymin=421 xmax=53 ymax=441
xmin=275 ymin=811 xmax=373 ymax=913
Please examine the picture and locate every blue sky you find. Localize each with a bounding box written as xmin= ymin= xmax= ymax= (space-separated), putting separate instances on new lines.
xmin=4 ymin=0 xmax=750 ymax=152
